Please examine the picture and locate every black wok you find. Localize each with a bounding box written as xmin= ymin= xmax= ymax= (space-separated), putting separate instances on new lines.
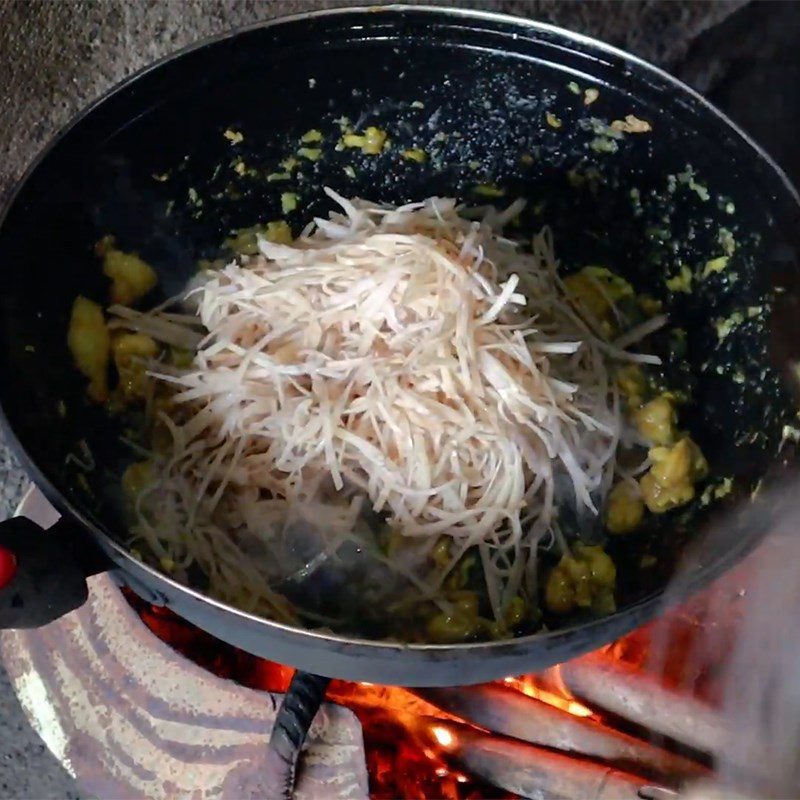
xmin=0 ymin=6 xmax=798 ymax=687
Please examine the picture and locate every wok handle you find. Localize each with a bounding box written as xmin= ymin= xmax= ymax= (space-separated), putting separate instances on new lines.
xmin=267 ymin=671 xmax=332 ymax=799
xmin=0 ymin=515 xmax=112 ymax=628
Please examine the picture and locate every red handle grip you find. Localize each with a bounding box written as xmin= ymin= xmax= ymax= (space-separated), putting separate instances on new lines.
xmin=0 ymin=547 xmax=17 ymax=590
xmin=0 ymin=516 xmax=94 ymax=628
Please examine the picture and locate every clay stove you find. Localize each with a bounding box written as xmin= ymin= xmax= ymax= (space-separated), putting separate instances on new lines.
xmin=0 ymin=487 xmax=748 ymax=800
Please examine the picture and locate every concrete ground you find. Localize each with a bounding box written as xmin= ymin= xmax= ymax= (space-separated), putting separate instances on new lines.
xmin=2 ymin=1 xmax=797 ymax=797
xmin=0 ymin=0 xmax=743 ymax=206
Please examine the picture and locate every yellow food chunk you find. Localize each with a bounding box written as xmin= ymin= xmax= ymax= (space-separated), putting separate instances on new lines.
xmin=427 ymin=611 xmax=478 ymax=643
xmin=714 ymin=311 xmax=744 ymax=341
xmin=638 ymin=294 xmax=663 ymax=316
xmin=564 ymin=273 xmax=607 ymax=320
xmin=431 ymin=537 xmax=451 ymax=570
xmin=281 ymin=192 xmax=298 ymax=214
xmin=702 ymin=256 xmax=729 ymax=278
xmin=650 ymin=439 xmax=692 ymax=486
xmin=401 ymin=148 xmax=427 ymax=163
xmin=610 ymin=115 xmax=652 ymax=134
xmin=98 ymin=239 xmax=158 ymax=305
xmin=444 ymin=554 xmax=476 ymax=592
xmin=113 ymin=333 xmax=158 ymax=399
xmin=545 ymin=545 xmax=616 ymax=616
xmin=504 ymin=595 xmax=527 ymax=627
xmin=472 ymin=184 xmax=506 ymax=198
xmin=342 ymin=133 xmax=365 ymax=148
xmin=122 ymin=460 xmax=153 ymax=499
xmin=480 ymin=619 xmax=509 ymax=640
xmin=685 ymin=437 xmax=708 ymax=481
xmin=362 ymin=126 xmax=387 ymax=154
xmin=635 ymin=395 xmax=677 ymax=445
xmin=651 ymin=437 xmax=707 ymax=485
xmin=639 ymin=470 xmax=694 ymax=513
xmin=223 ymin=128 xmax=244 ymax=144
xmin=615 ymin=364 xmax=646 ymax=408
xmin=67 ymin=296 xmax=110 ymax=402
xmin=564 ymin=266 xmax=633 ymax=323
xmin=449 ymin=591 xmax=479 ymax=617
xmin=718 ymin=227 xmax=736 ymax=256
xmin=591 ymin=587 xmax=617 ymax=616
xmin=427 ymin=588 xmax=483 ymax=642
xmin=226 ymin=220 xmax=293 ymax=255
xmin=606 ymin=481 xmax=645 ymax=534
xmin=665 ymin=264 xmax=692 ymax=294
xmin=297 ymin=147 xmax=321 ymax=161
xmin=583 ymin=545 xmax=616 ymax=586
xmin=169 ymin=346 xmax=194 ymax=369
xmin=225 ymin=225 xmax=262 ymax=255
xmin=639 ymin=437 xmax=706 ymax=513
xmin=342 ymin=126 xmax=387 ymax=155
xmin=545 ymin=111 xmax=562 ymax=128
xmin=584 ymin=267 xmax=634 ymax=299
xmin=584 ymin=88 xmax=600 ymax=106
xmin=265 ymin=220 xmax=293 ymax=244
xmin=545 ymin=566 xmax=575 ymax=614
xmin=714 ymin=476 xmax=732 ymax=499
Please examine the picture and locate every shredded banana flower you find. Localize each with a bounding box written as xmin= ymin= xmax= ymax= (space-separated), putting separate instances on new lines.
xmin=118 ymin=189 xmax=658 ymax=627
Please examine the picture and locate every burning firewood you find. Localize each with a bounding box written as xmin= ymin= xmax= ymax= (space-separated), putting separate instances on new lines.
xmin=560 ymin=655 xmax=727 ymax=755
xmin=413 ymin=716 xmax=648 ymax=800
xmin=417 ymin=683 xmax=707 ymax=783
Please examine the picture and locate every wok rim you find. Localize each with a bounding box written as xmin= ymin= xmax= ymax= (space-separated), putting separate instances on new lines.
xmin=0 ymin=3 xmax=797 ymax=669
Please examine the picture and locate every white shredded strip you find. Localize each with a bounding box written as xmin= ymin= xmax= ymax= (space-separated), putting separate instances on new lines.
xmin=125 ymin=190 xmax=656 ymax=627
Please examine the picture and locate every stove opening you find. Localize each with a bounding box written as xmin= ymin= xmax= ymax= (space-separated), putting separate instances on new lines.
xmin=125 ymin=563 xmax=747 ymax=800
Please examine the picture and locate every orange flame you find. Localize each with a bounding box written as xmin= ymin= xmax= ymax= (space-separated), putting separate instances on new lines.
xmin=503 ymin=667 xmax=593 ymax=718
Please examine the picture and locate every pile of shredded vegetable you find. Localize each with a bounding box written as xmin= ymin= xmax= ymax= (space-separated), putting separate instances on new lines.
xmin=117 ymin=189 xmax=662 ymax=631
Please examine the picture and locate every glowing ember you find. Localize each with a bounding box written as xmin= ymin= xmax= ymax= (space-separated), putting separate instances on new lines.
xmin=431 ymin=725 xmax=456 ymax=749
